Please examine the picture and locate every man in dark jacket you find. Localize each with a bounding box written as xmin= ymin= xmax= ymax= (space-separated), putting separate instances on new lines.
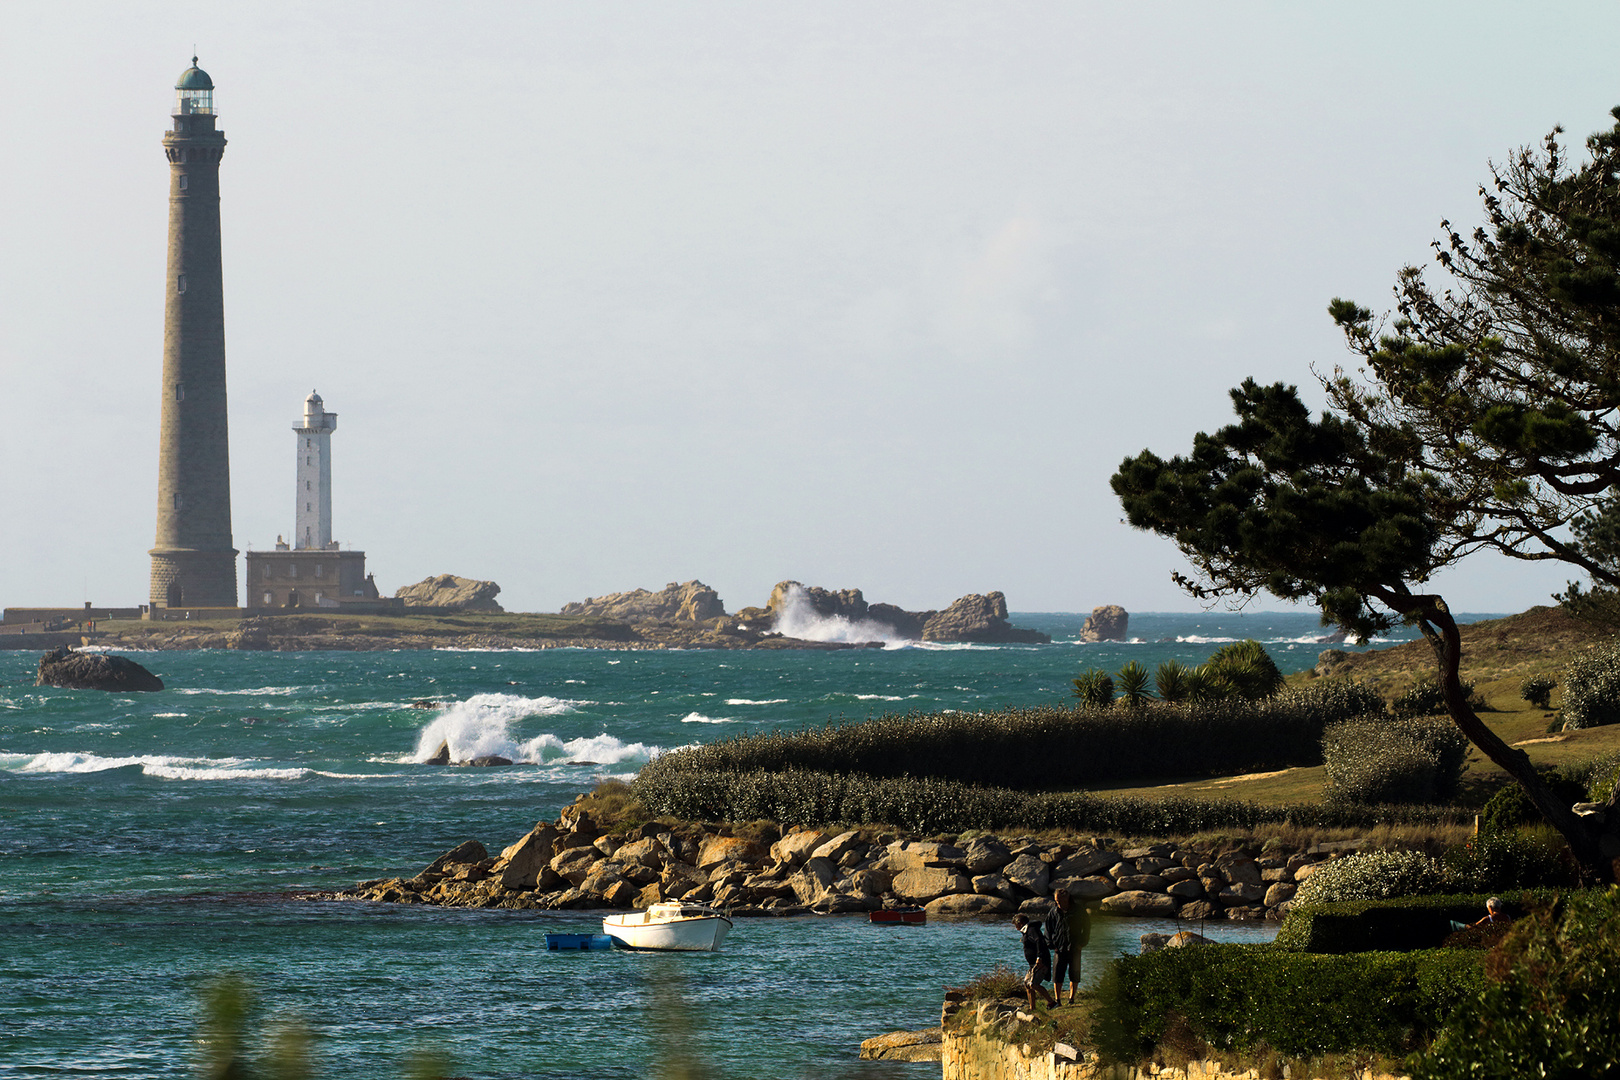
xmin=1012 ymin=913 xmax=1056 ymax=1009
xmin=1045 ymin=887 xmax=1091 ymax=1004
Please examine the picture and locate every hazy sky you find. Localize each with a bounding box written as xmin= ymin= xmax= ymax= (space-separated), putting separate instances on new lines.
xmin=5 ymin=3 xmax=1620 ymax=616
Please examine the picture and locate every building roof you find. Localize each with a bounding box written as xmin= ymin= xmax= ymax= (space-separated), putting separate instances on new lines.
xmin=176 ymin=58 xmax=214 ymax=91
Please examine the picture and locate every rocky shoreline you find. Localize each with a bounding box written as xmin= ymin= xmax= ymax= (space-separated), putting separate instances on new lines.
xmin=315 ymin=794 xmax=1339 ymax=921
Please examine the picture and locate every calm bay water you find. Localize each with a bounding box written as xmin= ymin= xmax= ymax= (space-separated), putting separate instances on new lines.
xmin=0 ymin=612 xmax=1490 ymax=1078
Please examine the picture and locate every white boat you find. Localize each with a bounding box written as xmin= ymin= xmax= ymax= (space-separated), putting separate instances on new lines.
xmin=602 ymin=902 xmax=733 ymax=952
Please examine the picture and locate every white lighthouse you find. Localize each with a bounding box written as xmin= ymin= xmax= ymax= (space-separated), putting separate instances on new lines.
xmin=293 ymin=390 xmax=337 ymax=550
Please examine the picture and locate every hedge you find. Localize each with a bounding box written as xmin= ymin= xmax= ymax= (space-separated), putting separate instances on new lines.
xmin=630 ymin=766 xmax=1469 ymax=836
xmin=647 ymin=680 xmax=1385 ymax=792
xmin=1273 ymin=890 xmax=1556 ymax=954
xmin=1091 ymin=943 xmax=1485 ymax=1061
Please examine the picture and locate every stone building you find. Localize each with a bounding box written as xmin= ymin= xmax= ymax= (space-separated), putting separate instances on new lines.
xmin=245 ymin=393 xmax=395 ymax=612
xmin=148 ymin=58 xmax=238 ymax=611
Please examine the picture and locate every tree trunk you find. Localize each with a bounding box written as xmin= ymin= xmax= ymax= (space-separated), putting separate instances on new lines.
xmin=1410 ymin=596 xmax=1614 ymax=884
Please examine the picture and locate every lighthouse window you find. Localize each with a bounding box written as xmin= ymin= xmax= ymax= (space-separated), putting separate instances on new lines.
xmin=172 ymin=493 xmax=182 ymax=509
xmin=179 ymin=175 xmax=189 ymax=191
xmin=306 ymin=503 xmax=312 ymax=512
xmin=305 ymin=481 xmax=311 ymax=491
xmin=174 ymin=383 xmax=185 ymax=401
xmin=305 ymin=439 xmax=312 ymax=448
xmin=177 ymin=274 xmax=187 ymax=293
xmin=263 ymin=563 xmax=271 ymax=580
xmin=306 ymin=456 xmax=312 ymax=465
xmin=316 ymin=564 xmax=324 ymax=578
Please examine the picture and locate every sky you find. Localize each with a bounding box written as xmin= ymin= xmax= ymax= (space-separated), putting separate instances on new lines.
xmin=3 ymin=2 xmax=1619 ymax=617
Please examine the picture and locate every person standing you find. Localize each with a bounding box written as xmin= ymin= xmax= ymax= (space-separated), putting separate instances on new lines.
xmin=1012 ymin=913 xmax=1057 ymax=1009
xmin=1046 ymin=887 xmax=1091 ymax=1004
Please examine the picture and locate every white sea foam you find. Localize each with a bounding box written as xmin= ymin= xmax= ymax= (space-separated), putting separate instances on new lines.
xmin=854 ymin=694 xmax=905 ymax=701
xmin=723 ymin=698 xmax=789 ymax=706
xmin=409 ymin=693 xmax=593 ymax=762
xmin=2 ymin=751 xmax=379 ymax=781
xmin=680 ymin=712 xmax=734 ymax=724
xmin=172 ymin=685 xmax=307 ymax=697
xmin=516 ymin=732 xmax=661 ymax=766
xmin=770 ymin=584 xmax=912 ymax=647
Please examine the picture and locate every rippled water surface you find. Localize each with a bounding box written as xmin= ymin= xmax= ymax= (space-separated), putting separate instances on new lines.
xmin=0 ymin=612 xmax=1491 ymax=1077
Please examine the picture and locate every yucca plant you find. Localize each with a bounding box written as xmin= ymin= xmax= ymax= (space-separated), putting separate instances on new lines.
xmin=1204 ymin=639 xmax=1286 ymax=700
xmin=1153 ymin=660 xmax=1195 ymax=702
xmin=1116 ymin=661 xmax=1152 ymax=707
xmin=1071 ymin=668 xmax=1115 ymax=707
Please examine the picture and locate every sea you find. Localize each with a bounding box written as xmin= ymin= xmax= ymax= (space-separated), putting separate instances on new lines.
xmin=0 ymin=610 xmax=1497 ymax=1079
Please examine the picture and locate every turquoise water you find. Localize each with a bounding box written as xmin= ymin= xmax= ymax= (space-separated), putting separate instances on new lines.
xmin=0 ymin=612 xmax=1484 ymax=1077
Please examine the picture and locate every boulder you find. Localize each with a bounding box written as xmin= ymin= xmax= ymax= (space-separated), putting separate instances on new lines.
xmin=36 ymin=647 xmax=164 ymax=692
xmin=1217 ymin=883 xmax=1267 ymax=905
xmin=1169 ymin=930 xmax=1215 ymax=948
xmin=925 ymin=894 xmax=1014 ymax=916
xmin=559 ymin=581 xmax=725 ymax=623
xmin=811 ymin=830 xmax=864 ymax=864
xmin=421 ymin=840 xmax=489 ymax=878
xmin=962 ymin=837 xmax=1015 ymax=875
xmin=613 ymin=837 xmax=666 ymax=868
xmin=859 ymin=1028 xmax=943 ymax=1062
xmin=767 ymin=581 xmax=870 ymax=622
xmin=497 ymin=826 xmax=559 ymax=890
xmin=550 ymin=846 xmax=601 ymax=886
xmin=1219 ymin=858 xmax=1264 ymax=887
xmin=1055 ymin=876 xmax=1118 ymax=901
xmin=1001 ymin=854 xmax=1051 ymax=895
xmin=972 ymin=874 xmax=1020 ymax=902
xmin=880 ymin=841 xmax=966 ymax=874
xmin=1100 ymin=890 xmax=1179 ymax=917
xmin=1115 ymin=874 xmax=1168 ymax=892
xmin=1055 ymin=847 xmax=1120 ymax=878
xmin=1079 ymin=605 xmax=1129 ymax=642
xmin=1178 ymin=900 xmax=1219 ymax=921
xmin=892 ymin=867 xmax=971 ymax=904
xmin=1264 ymin=882 xmax=1297 ymax=907
xmin=921 ymin=593 xmax=1051 ymax=644
xmin=790 ymin=856 xmax=840 ymax=905
xmin=423 ymin=740 xmax=451 ymax=766
xmin=394 ymin=575 xmax=504 ymax=612
xmin=1166 ymin=879 xmax=1205 ymax=899
xmin=463 ymin=755 xmax=512 ymax=767
xmin=770 ymin=829 xmax=827 ymax=866
xmin=696 ymin=836 xmax=768 ymax=870
xmin=580 ymin=862 xmax=627 ymax=897
xmin=659 ymin=862 xmax=709 ymax=898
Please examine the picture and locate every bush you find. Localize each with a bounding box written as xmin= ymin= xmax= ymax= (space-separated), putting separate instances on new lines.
xmin=1412 ymin=890 xmax=1620 ymax=1080
xmin=1274 ymin=890 xmax=1554 ymax=954
xmin=1321 ymin=716 xmax=1470 ymax=805
xmin=1441 ymin=828 xmax=1575 ymax=892
xmin=1292 ymin=850 xmax=1447 ymax=906
xmin=631 ymin=765 xmax=1468 ymax=836
xmin=1519 ymin=674 xmax=1556 ymax=710
xmin=1586 ymin=751 xmax=1620 ymax=803
xmin=1090 ymin=944 xmax=1484 ymax=1062
xmin=1391 ymin=676 xmax=1485 ymax=720
xmin=1202 ymin=639 xmax=1286 ymax=700
xmin=1153 ymin=660 xmax=1196 ymax=702
xmin=1560 ymin=642 xmax=1620 ymax=728
xmin=1071 ymin=669 xmax=1114 ymax=706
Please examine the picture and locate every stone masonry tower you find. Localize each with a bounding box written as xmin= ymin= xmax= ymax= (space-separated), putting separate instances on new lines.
xmin=294 ymin=391 xmax=338 ymax=550
xmin=149 ymin=58 xmax=237 ymax=609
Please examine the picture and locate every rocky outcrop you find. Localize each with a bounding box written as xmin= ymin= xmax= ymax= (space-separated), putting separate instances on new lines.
xmin=560 ymin=581 xmax=725 ymax=623
xmin=860 ymin=1027 xmax=943 ymax=1062
xmin=331 ymin=808 xmax=1330 ymax=923
xmin=36 ymin=647 xmax=164 ymax=692
xmin=394 ymin=575 xmax=504 ymax=612
xmin=766 ymin=581 xmax=1048 ymax=644
xmin=1079 ymin=605 xmax=1129 ymax=642
xmin=923 ymin=593 xmax=1051 ymax=644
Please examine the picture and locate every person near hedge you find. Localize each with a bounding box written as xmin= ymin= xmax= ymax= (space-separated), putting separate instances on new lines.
xmin=1012 ymin=913 xmax=1057 ymax=1009
xmin=1045 ymin=886 xmax=1091 ymax=1004
xmin=1451 ymin=896 xmax=1508 ymax=932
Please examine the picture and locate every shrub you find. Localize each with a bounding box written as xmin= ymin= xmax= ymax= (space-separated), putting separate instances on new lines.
xmin=1153 ymin=660 xmax=1196 ymax=702
xmin=1071 ymin=669 xmax=1114 ymax=706
xmin=1441 ymin=828 xmax=1575 ymax=892
xmin=1585 ymin=751 xmax=1620 ymax=803
xmin=1292 ymin=850 xmax=1446 ymax=906
xmin=1391 ymin=677 xmax=1485 ymax=720
xmin=1115 ymin=661 xmax=1152 ymax=706
xmin=1519 ymin=674 xmax=1556 ymax=710
xmin=1321 ymin=716 xmax=1470 ymax=805
xmin=1560 ymin=642 xmax=1620 ymax=728
xmin=1274 ymin=890 xmax=1554 ymax=954
xmin=1412 ymin=890 xmax=1620 ymax=1080
xmin=1091 ymin=944 xmax=1484 ymax=1062
xmin=1202 ymin=639 xmax=1286 ymax=700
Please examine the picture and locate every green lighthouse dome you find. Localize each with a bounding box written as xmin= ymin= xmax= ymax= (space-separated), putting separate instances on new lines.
xmin=176 ymin=57 xmax=213 ymax=90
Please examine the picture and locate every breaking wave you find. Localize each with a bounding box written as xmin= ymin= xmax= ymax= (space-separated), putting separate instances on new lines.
xmin=770 ymin=584 xmax=911 ymax=647
xmin=408 ymin=693 xmax=657 ymax=766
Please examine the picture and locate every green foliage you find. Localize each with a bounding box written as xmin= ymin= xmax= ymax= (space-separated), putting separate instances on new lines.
xmin=1390 ymin=676 xmax=1485 ymax=720
xmin=197 ymin=973 xmax=315 ymax=1080
xmin=1520 ymin=674 xmax=1556 ymax=710
xmin=642 ymin=682 xmax=1385 ymax=795
xmin=1442 ymin=828 xmax=1575 ymax=893
xmin=1071 ymin=668 xmax=1115 ymax=706
xmin=1091 ymin=944 xmax=1483 ymax=1062
xmin=1561 ymin=641 xmax=1620 ymax=728
xmin=947 ymin=964 xmax=1026 ymax=1002
xmin=1586 ymin=751 xmax=1620 ymax=803
xmin=1321 ymin=715 xmax=1471 ymax=805
xmin=1153 ymin=660 xmax=1196 ymax=702
xmin=1412 ymin=889 xmax=1620 ymax=1080
xmin=632 ymin=765 xmax=1467 ymax=836
xmin=1292 ymin=850 xmax=1446 ymax=906
xmin=1115 ymin=661 xmax=1152 ymax=706
xmin=1202 ymin=639 xmax=1286 ymax=700
xmin=1274 ymin=891 xmax=1554 ymax=954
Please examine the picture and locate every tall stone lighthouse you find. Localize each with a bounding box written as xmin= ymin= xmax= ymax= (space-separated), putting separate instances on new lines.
xmin=149 ymin=58 xmax=237 ymax=610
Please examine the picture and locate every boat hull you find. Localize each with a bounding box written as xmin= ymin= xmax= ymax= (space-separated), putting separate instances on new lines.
xmin=602 ymin=913 xmax=731 ymax=952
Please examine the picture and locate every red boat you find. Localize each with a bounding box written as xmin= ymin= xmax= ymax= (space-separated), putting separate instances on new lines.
xmin=869 ymin=907 xmax=926 ymax=925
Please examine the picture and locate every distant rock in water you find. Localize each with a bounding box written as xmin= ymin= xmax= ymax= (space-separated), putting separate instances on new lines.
xmin=765 ymin=580 xmax=1048 ymax=644
xmin=560 ymin=581 xmax=725 ymax=623
xmin=36 ymin=647 xmax=164 ymax=692
xmin=922 ymin=592 xmax=1051 ymax=644
xmin=395 ymin=574 xmax=504 ymax=612
xmin=1080 ymin=605 xmax=1129 ymax=642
